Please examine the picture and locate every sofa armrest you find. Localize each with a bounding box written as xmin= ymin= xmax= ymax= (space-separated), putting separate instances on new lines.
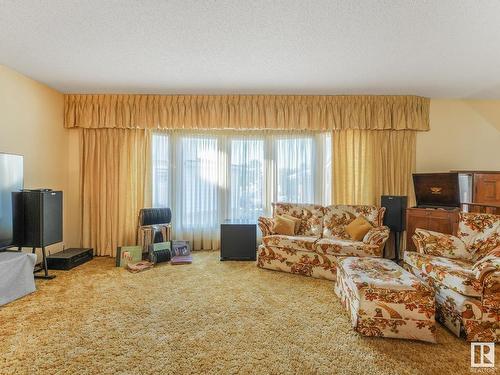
xmin=473 ymin=248 xmax=500 ymax=280
xmin=363 ymin=226 xmax=390 ymax=248
xmin=411 ymin=228 xmax=470 ymax=259
xmin=258 ymin=217 xmax=275 ymax=237
xmin=482 ymin=271 xmax=500 ymax=309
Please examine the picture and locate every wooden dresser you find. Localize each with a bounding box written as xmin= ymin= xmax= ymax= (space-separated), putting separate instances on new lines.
xmin=405 ymin=207 xmax=460 ymax=251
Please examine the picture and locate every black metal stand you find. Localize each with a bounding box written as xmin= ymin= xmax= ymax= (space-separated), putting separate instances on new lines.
xmin=393 ymin=231 xmax=402 ymax=264
xmin=26 ymin=246 xmax=56 ymax=279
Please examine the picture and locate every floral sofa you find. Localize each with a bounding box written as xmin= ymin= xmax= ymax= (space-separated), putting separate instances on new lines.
xmin=404 ymin=212 xmax=500 ymax=342
xmin=257 ymin=203 xmax=390 ymax=280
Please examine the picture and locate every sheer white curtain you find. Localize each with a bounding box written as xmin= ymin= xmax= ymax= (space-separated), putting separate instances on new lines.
xmin=174 ymin=136 xmax=221 ymax=250
xmin=152 ymin=132 xmax=170 ymax=208
xmin=273 ymin=135 xmax=315 ymax=203
xmin=229 ymin=137 xmax=265 ymax=222
xmin=152 ymin=131 xmax=332 ymax=250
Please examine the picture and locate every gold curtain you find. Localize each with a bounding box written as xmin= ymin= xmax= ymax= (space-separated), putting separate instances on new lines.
xmin=333 ymin=129 xmax=416 ymax=259
xmin=64 ymin=94 xmax=430 ymax=131
xmin=333 ymin=129 xmax=416 ymax=206
xmin=80 ymin=129 xmax=151 ymax=256
xmin=69 ymin=94 xmax=428 ymax=257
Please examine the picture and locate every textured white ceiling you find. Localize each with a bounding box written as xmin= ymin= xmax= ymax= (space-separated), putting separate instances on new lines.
xmin=1 ymin=0 xmax=500 ymax=98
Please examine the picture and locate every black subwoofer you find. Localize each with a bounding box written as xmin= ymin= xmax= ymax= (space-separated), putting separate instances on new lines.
xmin=220 ymin=221 xmax=257 ymax=261
xmin=381 ymin=195 xmax=407 ymax=232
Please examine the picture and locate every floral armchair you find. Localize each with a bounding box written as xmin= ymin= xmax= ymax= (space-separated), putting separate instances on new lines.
xmin=404 ymin=212 xmax=500 ymax=342
xmin=257 ymin=203 xmax=390 ymax=281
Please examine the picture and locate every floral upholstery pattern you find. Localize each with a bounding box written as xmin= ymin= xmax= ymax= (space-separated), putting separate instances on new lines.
xmin=457 ymin=212 xmax=500 ymax=261
xmin=322 ymin=205 xmax=385 ymax=239
xmin=472 ymin=247 xmax=500 ymax=283
xmin=256 ymin=245 xmax=338 ymax=280
xmin=258 ymin=203 xmax=390 ymax=281
xmin=273 ymin=202 xmax=324 ymax=237
xmin=257 ymin=216 xmax=275 ymax=237
xmin=363 ymin=226 xmax=391 ymax=248
xmin=262 ymin=235 xmax=318 ymax=253
xmin=315 ymin=238 xmax=381 ymax=257
xmin=404 ymin=251 xmax=482 ymax=297
xmin=407 ymin=212 xmax=500 ymax=341
xmin=404 ymin=262 xmax=498 ymax=342
xmin=412 ymin=229 xmax=471 ymax=259
xmin=335 ymin=257 xmax=436 ymax=342
xmin=483 ymin=272 xmax=500 ymax=310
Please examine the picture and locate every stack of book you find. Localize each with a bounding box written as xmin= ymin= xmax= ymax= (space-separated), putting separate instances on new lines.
xmin=170 ymin=240 xmax=192 ymax=265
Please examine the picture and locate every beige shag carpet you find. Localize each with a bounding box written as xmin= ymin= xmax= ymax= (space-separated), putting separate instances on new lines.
xmin=0 ymin=251 xmax=484 ymax=374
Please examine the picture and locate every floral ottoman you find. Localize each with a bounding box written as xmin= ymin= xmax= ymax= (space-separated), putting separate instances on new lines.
xmin=335 ymin=257 xmax=437 ymax=343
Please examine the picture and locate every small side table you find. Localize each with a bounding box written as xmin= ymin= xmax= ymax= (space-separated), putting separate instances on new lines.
xmin=220 ymin=220 xmax=257 ymax=261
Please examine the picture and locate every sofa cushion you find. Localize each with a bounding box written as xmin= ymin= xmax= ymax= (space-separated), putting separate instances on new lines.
xmin=273 ymin=203 xmax=324 ymax=237
xmin=404 ymin=251 xmax=482 ymax=297
xmin=413 ymin=229 xmax=471 ymax=259
xmin=406 ymin=262 xmax=486 ymax=334
xmin=322 ymin=205 xmax=385 ymax=239
xmin=345 ymin=216 xmax=373 ymax=241
xmin=281 ymin=214 xmax=302 ymax=234
xmin=316 ymin=237 xmax=381 ymax=257
xmin=457 ymin=212 xmax=500 ymax=261
xmin=273 ymin=215 xmax=296 ymax=236
xmin=262 ymin=235 xmax=318 ymax=252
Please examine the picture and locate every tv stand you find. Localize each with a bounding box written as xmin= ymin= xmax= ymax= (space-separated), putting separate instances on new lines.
xmin=18 ymin=246 xmax=56 ymax=279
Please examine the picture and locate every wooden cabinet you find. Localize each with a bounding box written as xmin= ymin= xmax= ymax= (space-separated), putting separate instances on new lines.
xmin=474 ymin=173 xmax=500 ymax=205
xmin=405 ymin=207 xmax=460 ymax=251
xmin=454 ymin=171 xmax=500 ymax=214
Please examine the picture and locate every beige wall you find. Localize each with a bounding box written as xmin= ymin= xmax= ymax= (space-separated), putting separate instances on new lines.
xmin=417 ymin=100 xmax=500 ymax=172
xmin=0 ymin=65 xmax=80 ymax=257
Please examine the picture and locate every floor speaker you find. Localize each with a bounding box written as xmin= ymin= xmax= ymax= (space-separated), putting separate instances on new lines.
xmin=381 ymin=195 xmax=407 ymax=232
xmin=13 ymin=190 xmax=63 ymax=247
xmin=13 ymin=190 xmax=63 ymax=279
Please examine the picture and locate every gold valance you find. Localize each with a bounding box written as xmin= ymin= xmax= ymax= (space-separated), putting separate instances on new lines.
xmin=64 ymin=94 xmax=430 ymax=131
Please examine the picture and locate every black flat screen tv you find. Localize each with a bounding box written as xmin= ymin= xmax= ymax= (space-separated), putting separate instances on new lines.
xmin=413 ymin=172 xmax=460 ymax=208
xmin=0 ymin=153 xmax=23 ymax=250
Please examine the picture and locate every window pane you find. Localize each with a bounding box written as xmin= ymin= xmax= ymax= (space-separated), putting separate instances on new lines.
xmin=178 ymin=136 xmax=219 ymax=230
xmin=229 ymin=139 xmax=265 ymax=221
xmin=152 ymin=133 xmax=169 ymax=208
xmin=275 ymin=137 xmax=314 ymax=203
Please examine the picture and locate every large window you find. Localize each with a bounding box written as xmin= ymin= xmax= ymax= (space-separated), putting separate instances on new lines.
xmin=152 ymin=131 xmax=331 ymax=249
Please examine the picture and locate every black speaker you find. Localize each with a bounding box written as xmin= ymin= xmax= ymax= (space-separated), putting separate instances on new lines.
xmin=220 ymin=223 xmax=257 ymax=261
xmin=13 ymin=190 xmax=63 ymax=247
xmin=381 ymin=195 xmax=407 ymax=232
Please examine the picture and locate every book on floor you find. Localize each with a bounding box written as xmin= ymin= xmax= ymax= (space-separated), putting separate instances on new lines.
xmin=170 ymin=240 xmax=192 ymax=264
xmin=116 ymin=245 xmax=142 ymax=267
